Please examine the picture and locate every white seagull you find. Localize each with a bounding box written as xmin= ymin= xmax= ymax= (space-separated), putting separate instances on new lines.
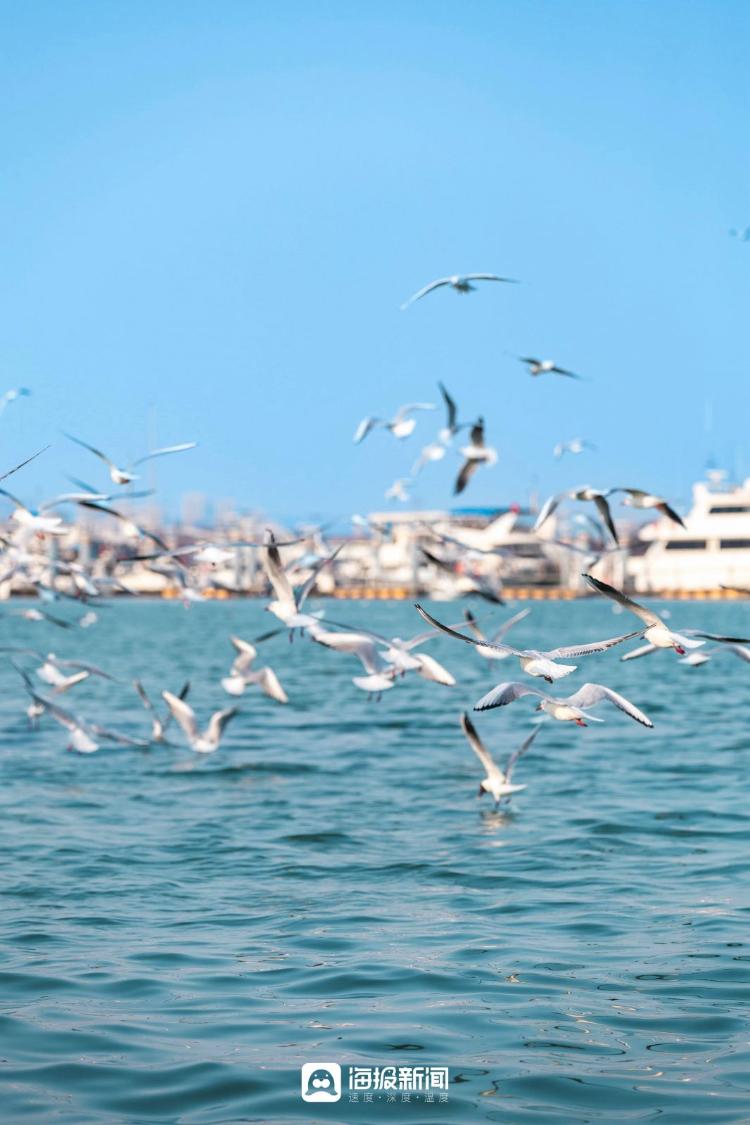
xmin=0 ymin=387 xmax=31 ymax=415
xmin=353 ymin=403 xmax=436 ymax=444
xmin=221 ymin=635 xmax=288 ymax=703
xmin=134 ymin=680 xmax=191 ymax=742
xmin=583 ymin=573 xmax=750 ymax=655
xmin=161 ymin=691 xmax=239 ymax=753
xmin=518 ymin=356 xmax=582 ymax=379
xmin=535 ymin=487 xmax=619 ymax=545
xmin=455 ymin=418 xmax=498 ymax=495
xmin=553 ymin=438 xmax=596 ymax=459
xmin=65 ymin=433 xmax=197 ymax=485
xmin=473 ymin=681 xmax=653 ymax=727
xmin=415 ymin=603 xmax=641 ymax=682
xmin=401 ymin=273 xmax=518 ymax=309
xmin=262 ymin=535 xmax=341 ymax=632
xmin=460 ymin=713 xmax=540 ymax=805
xmin=613 ymin=488 xmax=686 ymax=529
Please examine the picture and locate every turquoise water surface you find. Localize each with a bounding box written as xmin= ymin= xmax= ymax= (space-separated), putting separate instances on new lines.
xmin=1 ymin=598 xmax=750 ymax=1123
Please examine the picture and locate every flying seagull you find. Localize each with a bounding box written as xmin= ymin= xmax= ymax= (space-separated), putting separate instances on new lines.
xmin=583 ymin=574 xmax=750 ymax=655
xmin=161 ymin=691 xmax=238 ymax=753
xmin=460 ymin=712 xmax=540 ymax=805
xmin=0 ymin=387 xmax=30 ymax=415
xmin=415 ymin=603 xmax=642 ymax=682
xmin=412 ymin=383 xmax=465 ymax=474
xmin=262 ymin=534 xmax=341 ymax=631
xmin=553 ymin=438 xmax=596 ymax=459
xmin=353 ymin=403 xmax=435 ymax=444
xmin=613 ymin=488 xmax=686 ymax=529
xmin=473 ymin=681 xmax=653 ymax=727
xmin=455 ymin=418 xmax=498 ymax=495
xmin=65 ymin=433 xmax=197 ymax=485
xmin=134 ymin=680 xmax=191 ymax=743
xmin=221 ymin=634 xmax=288 ymax=703
xmin=462 ymin=608 xmax=531 ymax=661
xmin=401 ymin=273 xmax=518 ymax=309
xmin=518 ymin=356 xmax=582 ymax=379
xmin=534 ymin=487 xmax=619 ymax=545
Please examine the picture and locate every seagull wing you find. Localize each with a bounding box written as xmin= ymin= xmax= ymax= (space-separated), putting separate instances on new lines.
xmin=460 ymin=712 xmax=502 ymax=782
xmin=400 ymin=278 xmax=451 ymax=309
xmin=64 ymin=433 xmax=118 ymax=471
xmin=454 ymin=457 xmax=480 ymax=496
xmin=620 ymin=642 xmax=657 ymax=662
xmin=205 ymin=706 xmax=239 ymax=745
xmin=547 ymin=629 xmax=644 ymax=659
xmin=684 ymin=631 xmax=750 ymax=644
xmin=534 ymin=493 xmax=562 ymax=533
xmin=657 ymin=501 xmax=686 ymax=529
xmin=353 ymin=417 xmax=383 ymax=444
xmin=161 ymin=691 xmax=200 ymax=743
xmin=414 ymin=604 xmax=517 ymax=657
xmin=0 ymin=446 xmax=50 ymax=484
xmin=393 ymin=402 xmax=437 ymax=423
xmin=504 ymin=724 xmax=541 ymax=782
xmin=134 ymin=679 xmax=154 ymax=713
xmin=551 ymin=365 xmax=582 ymax=379
xmin=475 ymin=681 xmax=548 ymax=712
xmin=254 ymin=666 xmax=288 ymax=703
xmin=297 ymin=544 xmax=342 ymax=608
xmin=412 ymin=652 xmax=455 ymax=685
xmin=262 ymin=534 xmax=295 ymax=607
xmin=439 ymin=382 xmax=458 ymax=432
xmin=230 ymin=635 xmax=258 ymax=670
xmin=583 ymin=573 xmax=663 ymax=628
xmin=565 ymin=683 xmax=653 ymax=728
xmin=724 ymin=644 xmax=750 ymax=663
xmin=592 ymin=494 xmax=619 ymax=544
xmin=132 ymin=442 xmax=197 ymax=467
xmin=465 ymin=273 xmax=518 ymax=283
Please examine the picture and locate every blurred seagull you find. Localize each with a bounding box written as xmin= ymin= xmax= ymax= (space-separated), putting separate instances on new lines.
xmin=263 ymin=534 xmax=341 ymax=632
xmin=415 ymin=604 xmax=642 ymax=682
xmin=420 ymin=548 xmax=505 ymax=605
xmin=583 ymin=573 xmax=750 ymax=655
xmin=518 ymin=356 xmax=582 ymax=379
xmin=0 ymin=387 xmax=30 ymax=415
xmin=460 ymin=713 xmax=540 ymax=805
xmin=385 ymin=478 xmax=411 ymax=503
xmin=554 ymin=438 xmax=596 ymax=459
xmin=65 ymin=433 xmax=197 ymax=485
xmin=134 ymin=680 xmax=190 ymax=743
xmin=13 ymin=607 xmax=71 ymax=629
xmin=463 ymin=608 xmax=531 ymax=661
xmin=401 ymin=273 xmax=518 ymax=309
xmin=353 ymin=403 xmax=436 ymax=444
xmin=473 ymin=681 xmax=653 ymax=728
xmin=535 ymin=487 xmax=619 ymax=545
xmin=729 ymin=227 xmax=750 ymax=241
xmin=613 ymin=488 xmax=686 ymax=529
xmin=455 ymin=418 xmax=498 ymax=495
xmin=412 ymin=383 xmax=465 ymax=474
xmin=161 ymin=692 xmax=238 ymax=753
xmin=221 ymin=634 xmax=288 ymax=703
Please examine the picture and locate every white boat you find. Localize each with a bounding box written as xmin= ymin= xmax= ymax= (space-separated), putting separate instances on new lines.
xmin=627 ymin=470 xmax=750 ymax=592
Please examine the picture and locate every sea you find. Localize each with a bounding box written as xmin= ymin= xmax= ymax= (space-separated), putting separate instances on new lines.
xmin=1 ymin=596 xmax=749 ymax=1123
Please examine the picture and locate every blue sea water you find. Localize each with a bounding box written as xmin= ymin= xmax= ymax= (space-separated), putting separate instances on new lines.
xmin=1 ymin=597 xmax=750 ymax=1123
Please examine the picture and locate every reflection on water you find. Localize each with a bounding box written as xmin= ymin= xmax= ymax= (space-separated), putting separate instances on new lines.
xmin=1 ymin=597 xmax=750 ymax=1121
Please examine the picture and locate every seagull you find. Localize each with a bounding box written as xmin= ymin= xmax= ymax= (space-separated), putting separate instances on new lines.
xmin=134 ymin=680 xmax=191 ymax=742
xmin=13 ymin=607 xmax=71 ymax=629
xmin=0 ymin=647 xmax=117 ymax=685
xmin=0 ymin=489 xmax=67 ymax=536
xmin=535 ymin=487 xmax=619 ymax=545
xmin=12 ymin=662 xmax=89 ymax=727
xmin=415 ymin=603 xmax=642 ymax=682
xmin=353 ymin=403 xmax=436 ymax=444
xmin=613 ymin=488 xmax=686 ymax=528
xmin=473 ymin=681 xmax=653 ymax=727
xmin=161 ymin=692 xmax=239 ymax=753
xmin=583 ymin=573 xmax=750 ymax=655
xmin=321 ymin=617 xmax=459 ymax=683
xmin=420 ymin=547 xmax=505 ymax=604
xmin=401 ymin=273 xmax=517 ymax=309
xmin=455 ymin=418 xmax=498 ymax=495
xmin=518 ymin=356 xmax=582 ymax=379
xmin=64 ymin=433 xmax=197 ymax=485
xmin=462 ymin=608 xmax=531 ymax=661
xmin=412 ymin=383 xmax=468 ymax=475
xmin=460 ymin=713 xmax=540 ymax=805
xmin=262 ymin=535 xmax=341 ymax=632
xmin=221 ymin=634 xmax=288 ymax=703
xmin=553 ymin=438 xmax=596 ymax=459
xmin=26 ymin=691 xmax=101 ymax=752
xmin=385 ymin=478 xmax=411 ymax=503
xmin=0 ymin=387 xmax=31 ymax=415
xmin=309 ymin=624 xmax=398 ymax=699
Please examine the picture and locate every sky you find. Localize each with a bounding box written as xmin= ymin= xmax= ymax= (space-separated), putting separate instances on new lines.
xmin=0 ymin=1 xmax=747 ymax=524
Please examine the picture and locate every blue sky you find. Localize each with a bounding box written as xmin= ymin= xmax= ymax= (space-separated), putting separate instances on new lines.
xmin=0 ymin=2 xmax=747 ymax=521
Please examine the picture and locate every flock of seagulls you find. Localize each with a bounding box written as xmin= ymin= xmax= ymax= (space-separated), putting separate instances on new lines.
xmin=0 ymin=253 xmax=741 ymax=814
